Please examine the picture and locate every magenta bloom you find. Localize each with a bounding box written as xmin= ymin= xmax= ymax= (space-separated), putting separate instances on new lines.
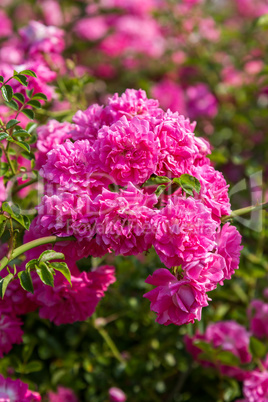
xmin=151 ymin=79 xmax=187 ymax=115
xmin=205 ymin=321 xmax=251 ymax=365
xmin=0 ymin=177 xmax=7 ymax=206
xmin=186 ymin=83 xmax=218 ymax=120
xmin=236 ymin=0 xmax=268 ymax=18
xmin=32 ymin=266 xmax=116 ymax=325
xmin=185 ymin=321 xmax=251 ymax=381
xmin=151 ymin=197 xmax=218 ymax=268
xmin=182 ymin=253 xmax=225 ymax=291
xmin=155 ymin=110 xmax=198 ymax=177
xmin=19 ymin=20 xmax=65 ymax=55
xmin=144 ymin=268 xmax=209 ymax=325
xmin=216 ymin=223 xmax=243 ymax=282
xmin=109 ymin=387 xmax=127 ymax=402
xmin=243 ymin=369 xmax=268 ymax=401
xmin=74 ymin=16 xmax=109 ymax=41
xmin=40 ymin=139 xmax=98 ymax=194
xmin=72 ymin=104 xmax=105 ymax=143
xmin=48 ymin=386 xmax=78 ymax=402
xmin=0 ymin=10 xmax=12 ymax=38
xmin=105 ymin=89 xmax=163 ymax=123
xmin=94 ymin=116 xmax=160 ymax=186
xmin=95 ymin=184 xmax=157 ymax=255
xmin=191 ymin=164 xmax=231 ymax=221
xmin=248 ymin=300 xmax=268 ymax=339
xmin=0 ymin=313 xmax=23 ymax=357
xmin=36 ymin=120 xmax=74 ymax=169
xmin=37 ymin=192 xmax=98 ymax=241
xmin=0 ymin=374 xmax=41 ymax=402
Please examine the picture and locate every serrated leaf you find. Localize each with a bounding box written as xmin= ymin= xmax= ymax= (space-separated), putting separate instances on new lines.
xmin=39 ymin=250 xmax=65 ymax=263
xmin=5 ymin=100 xmax=19 ymax=111
xmin=26 ymin=100 xmax=41 ymax=109
xmin=0 ymin=273 xmax=14 ymax=299
xmin=50 ymin=262 xmax=72 ymax=285
xmin=18 ymin=69 xmax=37 ymax=78
xmin=13 ymin=93 xmax=25 ymax=103
xmin=31 ymin=92 xmax=47 ymax=101
xmin=22 ymin=109 xmax=35 ymax=120
xmin=250 ymin=336 xmax=266 ymax=358
xmin=13 ymin=75 xmax=28 ymax=87
xmin=25 ymin=259 xmax=39 ymax=271
xmin=6 ymin=119 xmax=20 ymax=129
xmin=18 ymin=270 xmax=34 ymax=293
xmin=173 ymin=174 xmax=201 ymax=197
xmin=155 ymin=184 xmax=166 ymax=198
xmin=36 ymin=262 xmax=54 ymax=287
xmin=0 ymin=133 xmax=9 ymax=141
xmin=14 ymin=140 xmax=31 ymax=153
xmin=1 ymin=85 xmax=13 ymax=102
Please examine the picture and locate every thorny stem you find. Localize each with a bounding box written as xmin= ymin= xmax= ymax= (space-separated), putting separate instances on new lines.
xmin=0 ymin=235 xmax=76 ymax=271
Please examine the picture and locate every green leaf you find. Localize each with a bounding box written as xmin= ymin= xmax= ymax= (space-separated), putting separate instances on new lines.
xmin=18 ymin=270 xmax=34 ymax=293
xmin=0 ymin=162 xmax=9 ymax=175
xmin=25 ymin=259 xmax=39 ymax=271
xmin=26 ymin=100 xmax=41 ymax=109
xmin=6 ymin=119 xmax=20 ymax=129
xmin=13 ymin=75 xmax=28 ymax=87
xmin=173 ymin=174 xmax=201 ymax=197
xmin=22 ymin=360 xmax=43 ymax=374
xmin=22 ymin=109 xmax=35 ymax=120
xmin=0 ymin=273 xmax=14 ymax=299
xmin=50 ymin=262 xmax=72 ymax=285
xmin=143 ymin=175 xmax=171 ymax=186
xmin=216 ymin=350 xmax=240 ymax=366
xmin=257 ymin=13 xmax=268 ymax=28
xmin=5 ymin=100 xmax=19 ymax=111
xmin=14 ymin=140 xmax=31 ymax=153
xmin=0 ymin=218 xmax=7 ymax=238
xmin=1 ymin=85 xmax=13 ymax=102
xmin=26 ymin=122 xmax=37 ymax=134
xmin=18 ymin=69 xmax=37 ymax=78
xmin=31 ymin=92 xmax=47 ymax=101
xmin=13 ymin=129 xmax=31 ymax=138
xmin=0 ymin=76 xmax=4 ymax=83
xmin=26 ymin=89 xmax=34 ymax=98
xmin=23 ymin=215 xmax=31 ymax=230
xmin=155 ymin=184 xmax=166 ymax=198
xmin=250 ymin=336 xmax=267 ymax=358
xmin=0 ymin=133 xmax=9 ymax=141
xmin=39 ymin=250 xmax=65 ymax=263
xmin=13 ymin=93 xmax=25 ymax=104
xmin=36 ymin=262 xmax=55 ymax=287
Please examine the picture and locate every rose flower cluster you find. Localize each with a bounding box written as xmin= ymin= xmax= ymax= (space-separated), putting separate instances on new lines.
xmin=20 ymin=88 xmax=242 ymax=329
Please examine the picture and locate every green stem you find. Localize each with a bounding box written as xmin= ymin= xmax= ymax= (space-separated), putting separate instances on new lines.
xmin=95 ymin=325 xmax=125 ymax=363
xmin=4 ymin=143 xmax=16 ymax=176
xmin=0 ymin=235 xmax=76 ymax=271
xmin=222 ymin=201 xmax=268 ymax=223
xmin=12 ymin=178 xmax=38 ymax=195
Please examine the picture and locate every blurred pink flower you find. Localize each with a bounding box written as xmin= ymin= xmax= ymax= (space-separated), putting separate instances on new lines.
xmin=109 ymin=387 xmax=127 ymax=402
xmin=0 ymin=374 xmax=41 ymax=401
